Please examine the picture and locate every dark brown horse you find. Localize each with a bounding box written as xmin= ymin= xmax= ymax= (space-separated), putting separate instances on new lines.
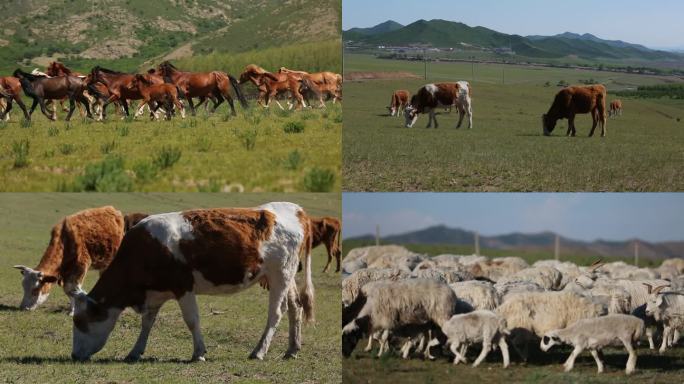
xmin=0 ymin=76 xmax=31 ymax=121
xmin=12 ymin=69 xmax=93 ymax=121
xmin=157 ymin=61 xmax=247 ymax=116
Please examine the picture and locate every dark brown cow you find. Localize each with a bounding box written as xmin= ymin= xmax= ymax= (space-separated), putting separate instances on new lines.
xmin=542 ymin=85 xmax=607 ymax=137
xmin=71 ymin=202 xmax=314 ymax=362
xmin=311 ymin=216 xmax=342 ymax=273
xmin=609 ymin=99 xmax=623 ymax=118
xmin=13 ymin=206 xmax=124 ymax=313
xmin=387 ymin=90 xmax=410 ymax=117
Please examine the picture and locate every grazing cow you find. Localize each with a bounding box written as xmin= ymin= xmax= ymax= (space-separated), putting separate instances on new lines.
xmin=13 ymin=206 xmax=124 ymax=313
xmin=71 ymin=202 xmax=315 ymax=362
xmin=542 ymin=85 xmax=607 ymax=137
xmin=609 ymin=100 xmax=623 ymax=118
xmin=387 ymin=90 xmax=410 ymax=117
xmin=405 ymin=82 xmax=472 ymax=129
xmin=311 ymin=216 xmax=342 ymax=273
xmin=123 ymin=212 xmax=149 ymax=232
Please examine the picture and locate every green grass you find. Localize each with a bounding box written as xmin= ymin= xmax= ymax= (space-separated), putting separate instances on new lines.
xmin=0 ymin=193 xmax=341 ymax=384
xmin=0 ymin=103 xmax=341 ymax=192
xmin=343 ymin=54 xmax=684 ymax=191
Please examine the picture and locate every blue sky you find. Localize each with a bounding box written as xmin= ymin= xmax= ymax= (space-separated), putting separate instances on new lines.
xmin=343 ymin=0 xmax=684 ymax=49
xmin=342 ymin=193 xmax=684 ymax=242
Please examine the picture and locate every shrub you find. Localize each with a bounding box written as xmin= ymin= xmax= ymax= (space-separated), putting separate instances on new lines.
xmin=58 ymin=143 xmax=75 ymax=155
xmin=303 ymin=167 xmax=335 ymax=192
xmin=100 ymin=140 xmax=116 ymax=154
xmin=239 ymin=129 xmax=257 ymax=150
xmin=132 ymin=160 xmax=159 ymax=184
xmin=47 ymin=126 xmax=59 ymax=137
xmin=75 ymin=155 xmax=133 ymax=192
xmin=153 ymin=146 xmax=182 ymax=169
xmin=283 ymin=121 xmax=305 ymax=134
xmin=12 ymin=139 xmax=30 ymax=168
xmin=284 ymin=150 xmax=301 ymax=170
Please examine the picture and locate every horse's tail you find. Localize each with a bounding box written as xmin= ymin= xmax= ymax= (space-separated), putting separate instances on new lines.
xmin=87 ymin=82 xmax=105 ymax=102
xmin=13 ymin=69 xmax=37 ymax=97
xmin=228 ymin=74 xmax=248 ymax=109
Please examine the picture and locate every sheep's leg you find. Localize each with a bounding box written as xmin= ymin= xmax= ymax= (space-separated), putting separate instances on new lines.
xmin=363 ymin=333 xmax=375 ymax=352
xmin=672 ymin=329 xmax=681 ymax=346
xmin=416 ymin=334 xmax=425 ymax=353
xmin=473 ymin=341 xmax=491 ymax=367
xmin=377 ymin=329 xmax=389 ymax=357
xmin=459 ymin=344 xmax=469 ymax=363
xmin=450 ymin=342 xmax=464 ymax=365
xmin=563 ymin=345 xmax=583 ymax=372
xmin=659 ymin=326 xmax=671 ymax=354
xmin=590 ymin=349 xmax=604 ymax=373
xmin=622 ymin=339 xmax=637 ymax=375
xmin=499 ymin=338 xmax=510 ymax=368
xmin=400 ymin=339 xmax=412 ymax=359
xmin=424 ymin=336 xmax=439 ymax=360
xmin=647 ymin=327 xmax=655 ymax=349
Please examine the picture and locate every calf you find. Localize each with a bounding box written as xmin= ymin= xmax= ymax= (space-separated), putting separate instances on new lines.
xmin=129 ymin=74 xmax=185 ymax=120
xmin=13 ymin=206 xmax=124 ymax=313
xmin=387 ymin=90 xmax=410 ymax=117
xmin=609 ymin=99 xmax=623 ymax=117
xmin=405 ymin=82 xmax=472 ymax=129
xmin=542 ymin=84 xmax=607 ymax=137
xmin=71 ymin=202 xmax=314 ymax=362
xmin=311 ymin=216 xmax=341 ymax=273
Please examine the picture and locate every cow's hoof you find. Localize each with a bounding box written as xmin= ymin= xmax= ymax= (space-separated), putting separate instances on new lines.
xmin=248 ymin=352 xmax=264 ymax=360
xmin=190 ymin=355 xmax=206 ymax=362
xmin=124 ymin=354 xmax=141 ymax=362
xmin=283 ymin=351 xmax=298 ymax=359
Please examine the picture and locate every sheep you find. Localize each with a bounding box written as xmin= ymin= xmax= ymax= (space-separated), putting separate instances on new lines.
xmin=660 ymin=258 xmax=684 ymax=275
xmin=342 ymin=268 xmax=410 ymax=307
xmin=540 ymin=314 xmax=644 ymax=375
xmin=449 ymin=280 xmax=499 ymax=310
xmin=411 ymin=267 xmax=473 ymax=284
xmin=644 ymin=285 xmax=684 ymax=353
xmin=494 ymin=281 xmax=545 ymax=303
xmin=496 ymin=266 xmax=563 ymax=290
xmin=441 ymin=310 xmax=510 ymax=368
xmin=342 ymin=279 xmax=458 ymax=358
xmin=533 ymin=260 xmax=581 ymax=288
xmin=342 ymin=245 xmax=423 ymax=273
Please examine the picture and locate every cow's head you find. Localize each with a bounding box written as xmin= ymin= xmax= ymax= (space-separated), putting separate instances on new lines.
xmin=404 ymin=105 xmax=418 ymax=128
xmin=644 ymin=285 xmax=669 ymax=321
xmin=540 ymin=331 xmax=562 ymax=351
xmin=71 ymin=292 xmax=122 ymax=361
xmin=13 ymin=265 xmax=58 ymax=310
xmin=542 ymin=114 xmax=556 ymax=136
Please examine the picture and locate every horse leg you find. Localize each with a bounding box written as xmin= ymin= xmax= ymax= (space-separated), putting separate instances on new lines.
xmin=174 ymin=98 xmax=186 ymax=119
xmin=13 ymin=95 xmax=30 ymax=121
xmin=65 ymin=96 xmax=77 ymax=121
xmin=39 ymin=98 xmax=56 ymax=121
xmin=0 ymin=98 xmax=11 ymax=121
xmin=77 ymin=94 xmax=93 ymax=119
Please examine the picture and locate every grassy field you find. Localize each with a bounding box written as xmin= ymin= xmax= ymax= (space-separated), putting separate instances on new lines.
xmin=342 ymin=54 xmax=684 ymax=192
xmin=0 ymin=103 xmax=341 ymax=192
xmin=0 ymin=193 xmax=341 ymax=383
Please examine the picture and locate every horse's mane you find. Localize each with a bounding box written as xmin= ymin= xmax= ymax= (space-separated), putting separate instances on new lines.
xmin=49 ymin=61 xmax=73 ymax=75
xmin=13 ymin=69 xmax=45 ymax=81
xmin=92 ymin=66 xmax=125 ymax=75
xmin=160 ymin=61 xmax=179 ymax=70
xmin=245 ymin=64 xmax=268 ymax=75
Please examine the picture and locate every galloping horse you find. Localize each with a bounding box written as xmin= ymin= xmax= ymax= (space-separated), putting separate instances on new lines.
xmin=279 ymin=67 xmax=342 ymax=105
xmin=157 ymin=61 xmax=247 ymax=116
xmin=88 ymin=66 xmax=165 ymax=119
xmin=239 ymin=64 xmax=305 ymax=110
xmin=128 ymin=74 xmax=185 ymax=120
xmin=45 ymin=62 xmax=99 ymax=118
xmin=0 ymin=76 xmax=31 ymax=121
xmin=12 ymin=69 xmax=93 ymax=121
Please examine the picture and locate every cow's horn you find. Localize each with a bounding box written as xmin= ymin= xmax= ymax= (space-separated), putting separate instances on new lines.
xmin=13 ymin=265 xmax=30 ymax=271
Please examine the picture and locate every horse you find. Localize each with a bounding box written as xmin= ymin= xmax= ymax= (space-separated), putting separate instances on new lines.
xmin=239 ymin=64 xmax=305 ymax=110
xmin=157 ymin=61 xmax=247 ymax=116
xmin=88 ymin=66 xmax=167 ymax=119
xmin=278 ymin=67 xmax=342 ymax=105
xmin=128 ymin=74 xmax=185 ymax=120
xmin=12 ymin=69 xmax=93 ymax=121
xmin=44 ymin=62 xmax=99 ymax=118
xmin=0 ymin=76 xmax=31 ymax=121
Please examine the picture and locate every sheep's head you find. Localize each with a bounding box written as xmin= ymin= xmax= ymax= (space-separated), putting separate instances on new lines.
xmin=540 ymin=331 xmax=562 ymax=351
xmin=644 ymin=285 xmax=669 ymax=320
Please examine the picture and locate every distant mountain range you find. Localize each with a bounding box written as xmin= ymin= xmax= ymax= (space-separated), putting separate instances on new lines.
xmin=346 ymin=225 xmax=684 ymax=260
xmin=343 ymin=19 xmax=682 ymax=62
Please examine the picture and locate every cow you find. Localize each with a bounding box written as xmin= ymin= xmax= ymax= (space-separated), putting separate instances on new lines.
xmin=13 ymin=206 xmax=125 ymax=314
xmin=609 ymin=100 xmax=623 ymax=118
xmin=71 ymin=202 xmax=315 ymax=362
xmin=404 ymin=82 xmax=472 ymax=129
xmin=387 ymin=90 xmax=410 ymax=117
xmin=311 ymin=216 xmax=342 ymax=273
xmin=123 ymin=212 xmax=149 ymax=232
xmin=542 ymin=85 xmax=607 ymax=137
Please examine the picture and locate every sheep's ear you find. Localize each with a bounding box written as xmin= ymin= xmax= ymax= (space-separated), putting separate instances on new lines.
xmin=40 ymin=275 xmax=58 ymax=284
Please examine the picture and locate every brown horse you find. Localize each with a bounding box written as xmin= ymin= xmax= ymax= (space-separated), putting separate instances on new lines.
xmin=157 ymin=61 xmax=247 ymax=116
xmin=89 ymin=66 xmax=167 ymax=119
xmin=239 ymin=64 xmax=305 ymax=110
xmin=13 ymin=69 xmax=93 ymax=121
xmin=279 ymin=67 xmax=342 ymax=105
xmin=0 ymin=76 xmax=31 ymax=121
xmin=128 ymin=74 xmax=185 ymax=120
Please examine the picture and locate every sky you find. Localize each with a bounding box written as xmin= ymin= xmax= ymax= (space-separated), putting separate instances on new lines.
xmin=343 ymin=0 xmax=684 ymax=49
xmin=342 ymin=193 xmax=684 ymax=243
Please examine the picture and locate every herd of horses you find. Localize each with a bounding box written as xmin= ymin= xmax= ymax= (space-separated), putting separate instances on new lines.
xmin=0 ymin=61 xmax=342 ymax=122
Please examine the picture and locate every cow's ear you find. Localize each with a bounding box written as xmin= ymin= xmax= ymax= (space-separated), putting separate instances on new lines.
xmin=41 ymin=275 xmax=58 ymax=284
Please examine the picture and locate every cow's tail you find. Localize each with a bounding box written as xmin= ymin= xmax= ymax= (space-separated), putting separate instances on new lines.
xmin=228 ymin=74 xmax=249 ymax=109
xmin=300 ymin=216 xmax=315 ymax=323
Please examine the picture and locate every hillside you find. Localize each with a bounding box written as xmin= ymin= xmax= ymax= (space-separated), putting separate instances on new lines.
xmin=343 ymin=19 xmax=682 ymax=62
xmin=346 ymin=225 xmax=684 ymax=260
xmin=0 ymin=0 xmax=340 ymax=73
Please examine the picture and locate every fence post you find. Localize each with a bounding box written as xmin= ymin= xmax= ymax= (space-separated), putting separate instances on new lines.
xmin=475 ymin=231 xmax=480 ymax=256
xmin=554 ymin=234 xmax=560 ymax=261
xmin=634 ymin=240 xmax=639 ymax=267
xmin=375 ymin=224 xmax=380 ymax=247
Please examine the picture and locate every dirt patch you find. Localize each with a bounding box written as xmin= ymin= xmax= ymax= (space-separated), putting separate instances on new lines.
xmin=0 ymin=38 xmax=8 ymax=47
xmin=154 ymin=17 xmax=197 ymax=34
xmin=344 ymin=71 xmax=421 ymax=81
xmin=81 ymin=38 xmax=142 ymax=60
xmin=162 ymin=42 xmax=194 ymax=62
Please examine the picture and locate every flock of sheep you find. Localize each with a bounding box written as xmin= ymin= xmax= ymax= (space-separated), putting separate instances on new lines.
xmin=341 ymin=245 xmax=684 ymax=375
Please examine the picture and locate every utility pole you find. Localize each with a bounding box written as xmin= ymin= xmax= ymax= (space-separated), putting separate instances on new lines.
xmin=471 ymin=58 xmax=475 ymax=82
xmin=423 ymin=48 xmax=427 ymax=80
xmin=375 ymin=224 xmax=380 ymax=246
xmin=474 ymin=231 xmax=480 ymax=256
xmin=554 ymin=234 xmax=560 ymax=261
xmin=502 ymin=66 xmax=505 ymax=85
xmin=634 ymin=240 xmax=639 ymax=267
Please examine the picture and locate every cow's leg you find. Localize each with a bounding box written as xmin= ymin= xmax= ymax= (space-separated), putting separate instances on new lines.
xmin=178 ymin=293 xmax=207 ymax=362
xmin=466 ymin=97 xmax=473 ymax=129
xmin=563 ymin=345 xmax=583 ymax=372
xmin=126 ymin=305 xmax=163 ymax=361
xmin=600 ymin=108 xmax=607 ymax=137
xmin=590 ymin=349 xmax=604 ymax=373
xmin=456 ymin=104 xmax=465 ymax=128
xmin=589 ymin=109 xmax=599 ymax=137
xmin=250 ymin=274 xmax=288 ymax=360
xmin=567 ymin=116 xmax=576 ymax=137
xmin=426 ymin=109 xmax=434 ymax=128
xmin=284 ymin=283 xmax=302 ymax=359
xmin=322 ymin=240 xmax=333 ymax=273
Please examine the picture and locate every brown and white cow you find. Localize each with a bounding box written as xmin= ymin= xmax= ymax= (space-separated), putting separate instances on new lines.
xmin=609 ymin=99 xmax=623 ymax=118
xmin=387 ymin=90 xmax=410 ymax=117
xmin=123 ymin=212 xmax=149 ymax=232
xmin=71 ymin=202 xmax=314 ymax=362
xmin=311 ymin=216 xmax=342 ymax=273
xmin=542 ymin=85 xmax=607 ymax=137
xmin=13 ymin=206 xmax=125 ymax=313
xmin=405 ymin=81 xmax=472 ymax=129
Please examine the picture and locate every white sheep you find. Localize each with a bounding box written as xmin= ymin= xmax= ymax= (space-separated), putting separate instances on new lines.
xmin=494 ymin=280 xmax=545 ymax=303
xmin=496 ymin=266 xmax=563 ymax=290
xmin=342 ymin=268 xmax=410 ymax=307
xmin=441 ymin=310 xmax=510 ymax=368
xmin=645 ymin=286 xmax=684 ymax=353
xmin=540 ymin=314 xmax=644 ymax=375
xmin=449 ymin=280 xmax=499 ymax=310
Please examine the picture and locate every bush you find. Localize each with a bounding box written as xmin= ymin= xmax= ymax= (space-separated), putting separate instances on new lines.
xmin=118 ymin=125 xmax=129 ymax=137
xmin=284 ymin=150 xmax=302 ymax=170
xmin=239 ymin=129 xmax=257 ymax=150
xmin=100 ymin=140 xmax=116 ymax=154
xmin=12 ymin=139 xmax=30 ymax=168
xmin=303 ymin=167 xmax=335 ymax=192
xmin=132 ymin=160 xmax=159 ymax=184
xmin=153 ymin=146 xmax=182 ymax=169
xmin=75 ymin=155 xmax=133 ymax=192
xmin=58 ymin=143 xmax=75 ymax=155
xmin=283 ymin=121 xmax=305 ymax=134
xmin=47 ymin=126 xmax=59 ymax=137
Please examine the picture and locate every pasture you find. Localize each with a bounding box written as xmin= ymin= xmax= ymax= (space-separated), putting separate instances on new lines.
xmin=343 ymin=54 xmax=684 ymax=191
xmin=0 ymin=193 xmax=341 ymax=383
